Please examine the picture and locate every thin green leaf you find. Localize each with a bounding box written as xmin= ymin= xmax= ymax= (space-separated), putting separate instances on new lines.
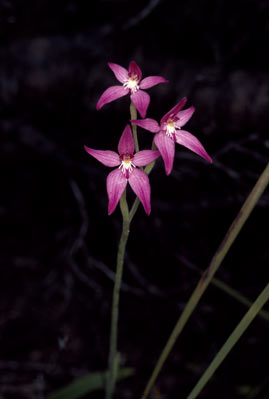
xmin=47 ymin=368 xmax=134 ymax=399
xmin=186 ymin=283 xmax=269 ymax=399
xmin=212 ymin=277 xmax=269 ymax=321
xmin=180 ymin=257 xmax=269 ymax=321
xmin=141 ymin=162 xmax=269 ymax=399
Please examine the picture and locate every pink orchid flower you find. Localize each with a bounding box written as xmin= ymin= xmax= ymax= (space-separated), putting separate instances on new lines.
xmin=131 ymin=97 xmax=212 ymax=175
xmin=96 ymin=61 xmax=168 ymax=118
xmin=84 ymin=124 xmax=160 ymax=215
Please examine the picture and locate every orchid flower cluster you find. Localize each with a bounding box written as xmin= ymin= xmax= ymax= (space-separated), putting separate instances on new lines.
xmin=85 ymin=61 xmax=212 ymax=215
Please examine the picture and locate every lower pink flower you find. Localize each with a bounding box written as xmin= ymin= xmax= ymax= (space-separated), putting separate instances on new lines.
xmin=131 ymin=97 xmax=212 ymax=175
xmin=84 ymin=125 xmax=160 ymax=215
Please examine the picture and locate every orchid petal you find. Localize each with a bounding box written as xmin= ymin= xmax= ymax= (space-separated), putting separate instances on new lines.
xmin=161 ymin=97 xmax=187 ymax=124
xmin=175 ymin=130 xmax=212 ymax=163
xmin=131 ymin=118 xmax=160 ymax=133
xmin=106 ymin=169 xmax=127 ymax=215
xmin=96 ymin=86 xmax=128 ymax=110
xmin=131 ymin=90 xmax=150 ymax=118
xmin=128 ymin=169 xmax=151 ymax=215
xmin=128 ymin=61 xmax=142 ymax=81
xmin=140 ymin=76 xmax=168 ymax=89
xmin=133 ymin=150 xmax=160 ymax=166
xmin=84 ymin=147 xmax=120 ymax=167
xmin=154 ymin=132 xmax=175 ymax=175
xmin=118 ymin=124 xmax=134 ymax=155
xmin=175 ymin=106 xmax=195 ymax=127
xmin=107 ymin=62 xmax=129 ymax=83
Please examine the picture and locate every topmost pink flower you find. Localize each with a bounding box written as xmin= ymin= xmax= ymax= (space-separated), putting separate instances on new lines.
xmin=96 ymin=61 xmax=168 ymax=118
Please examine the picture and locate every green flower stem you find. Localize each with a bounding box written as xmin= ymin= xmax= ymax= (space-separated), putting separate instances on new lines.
xmin=141 ymin=162 xmax=269 ymax=399
xmin=187 ymin=282 xmax=269 ymax=399
xmin=106 ymin=191 xmax=130 ymax=399
xmin=106 ymin=102 xmax=151 ymax=397
xmin=130 ymin=102 xmax=139 ymax=152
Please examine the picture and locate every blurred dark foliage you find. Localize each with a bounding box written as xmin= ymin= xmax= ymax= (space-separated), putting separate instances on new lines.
xmin=0 ymin=0 xmax=268 ymax=398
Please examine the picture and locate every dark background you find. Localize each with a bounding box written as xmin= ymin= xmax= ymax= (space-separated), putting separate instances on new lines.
xmin=0 ymin=0 xmax=268 ymax=398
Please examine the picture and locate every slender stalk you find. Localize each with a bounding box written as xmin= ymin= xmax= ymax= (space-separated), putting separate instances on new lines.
xmin=130 ymin=102 xmax=139 ymax=152
xmin=187 ymin=282 xmax=269 ymax=399
xmin=141 ymin=162 xmax=269 ymax=399
xmin=106 ymin=192 xmax=130 ymax=399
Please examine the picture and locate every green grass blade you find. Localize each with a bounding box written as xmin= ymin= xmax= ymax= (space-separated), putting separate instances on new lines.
xmin=141 ymin=163 xmax=269 ymax=399
xmin=47 ymin=368 xmax=134 ymax=399
xmin=212 ymin=277 xmax=269 ymax=321
xmin=181 ymin=257 xmax=269 ymax=321
xmin=187 ymin=283 xmax=269 ymax=399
